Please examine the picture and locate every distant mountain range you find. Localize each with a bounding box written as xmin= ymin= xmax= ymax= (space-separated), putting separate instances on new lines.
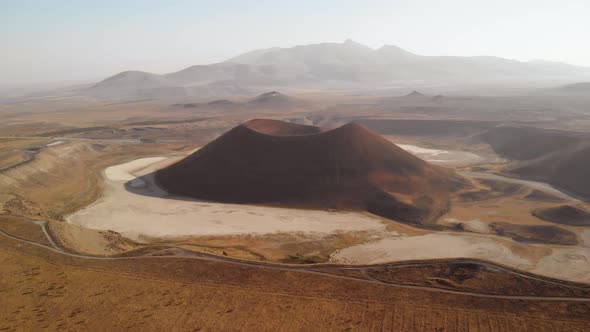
xmin=86 ymin=40 xmax=590 ymax=99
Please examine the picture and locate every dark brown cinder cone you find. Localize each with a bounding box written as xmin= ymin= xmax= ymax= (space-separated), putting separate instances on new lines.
xmin=156 ymin=119 xmax=457 ymax=226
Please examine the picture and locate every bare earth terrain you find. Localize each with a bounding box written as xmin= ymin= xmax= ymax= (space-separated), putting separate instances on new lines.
xmin=67 ymin=156 xmax=387 ymax=240
xmin=1 ymin=90 xmax=590 ymax=329
xmin=60 ymin=141 xmax=590 ymax=283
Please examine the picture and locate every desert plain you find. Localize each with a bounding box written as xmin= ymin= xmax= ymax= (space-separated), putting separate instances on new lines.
xmin=2 ymin=78 xmax=590 ymax=331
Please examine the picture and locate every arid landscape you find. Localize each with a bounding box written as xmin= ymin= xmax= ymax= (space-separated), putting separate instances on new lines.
xmin=2 ymin=2 xmax=590 ymax=329
xmin=2 ymin=80 xmax=590 ymax=329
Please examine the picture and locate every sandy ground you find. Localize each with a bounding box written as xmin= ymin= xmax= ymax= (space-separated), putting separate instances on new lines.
xmin=398 ymin=144 xmax=485 ymax=166
xmin=104 ymin=156 xmax=166 ymax=188
xmin=530 ymin=246 xmax=590 ymax=283
xmin=443 ymin=217 xmax=489 ymax=233
xmin=66 ymin=157 xmax=386 ymax=241
xmin=330 ymin=233 xmax=590 ymax=283
xmin=331 ymin=233 xmax=533 ymax=270
xmin=65 ymin=155 xmax=590 ymax=283
xmin=45 ymin=140 xmax=64 ymax=147
xmin=582 ymin=230 xmax=590 ymax=247
xmin=50 ymin=220 xmax=135 ymax=255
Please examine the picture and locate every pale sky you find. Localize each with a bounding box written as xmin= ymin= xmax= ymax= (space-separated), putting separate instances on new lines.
xmin=1 ymin=0 xmax=589 ymax=85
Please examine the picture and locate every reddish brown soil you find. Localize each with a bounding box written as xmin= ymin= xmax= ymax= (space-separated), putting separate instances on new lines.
xmin=156 ymin=119 xmax=456 ymax=226
xmin=242 ymin=118 xmax=322 ymax=136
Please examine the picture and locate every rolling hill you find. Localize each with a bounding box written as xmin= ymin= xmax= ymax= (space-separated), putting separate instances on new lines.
xmin=479 ymin=126 xmax=590 ymax=201
xmin=173 ymin=91 xmax=308 ymax=112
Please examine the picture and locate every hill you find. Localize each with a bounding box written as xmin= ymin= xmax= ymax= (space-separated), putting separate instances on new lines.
xmin=156 ymin=119 xmax=456 ymax=226
xmin=532 ymin=205 xmax=590 ymax=226
xmin=243 ymin=91 xmax=307 ymax=111
xmin=479 ymin=126 xmax=590 ymax=201
xmin=506 ymin=142 xmax=590 ymax=200
xmin=87 ymin=71 xmax=175 ymax=98
xmin=172 ymin=91 xmax=307 ymax=112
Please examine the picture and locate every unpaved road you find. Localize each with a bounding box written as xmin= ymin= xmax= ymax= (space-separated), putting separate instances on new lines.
xmin=1 ymin=221 xmax=590 ymax=303
xmin=459 ymin=171 xmax=584 ymax=203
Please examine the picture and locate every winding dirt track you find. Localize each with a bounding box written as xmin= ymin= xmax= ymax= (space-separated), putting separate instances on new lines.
xmin=459 ymin=171 xmax=585 ymax=203
xmin=2 ymin=217 xmax=590 ymax=303
xmin=0 ymin=135 xmax=187 ymax=173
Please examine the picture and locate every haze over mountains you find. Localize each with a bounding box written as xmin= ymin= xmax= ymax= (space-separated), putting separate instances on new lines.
xmin=86 ymin=40 xmax=590 ymax=99
xmin=172 ymin=91 xmax=309 ymax=113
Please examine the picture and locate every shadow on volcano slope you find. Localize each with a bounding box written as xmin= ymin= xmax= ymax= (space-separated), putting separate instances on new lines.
xmin=124 ymin=119 xmax=465 ymax=228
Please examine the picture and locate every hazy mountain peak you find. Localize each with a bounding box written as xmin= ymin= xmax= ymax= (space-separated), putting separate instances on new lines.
xmin=225 ymin=47 xmax=282 ymax=64
xmin=377 ymin=44 xmax=417 ymax=58
xmin=101 ymin=70 xmax=156 ymax=82
xmin=257 ymin=90 xmax=284 ymax=99
xmin=343 ymin=39 xmax=369 ymax=48
xmin=404 ymin=90 xmax=425 ymax=98
xmin=91 ymin=70 xmax=169 ymax=92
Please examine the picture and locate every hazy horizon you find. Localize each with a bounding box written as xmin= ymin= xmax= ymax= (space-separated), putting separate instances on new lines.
xmin=2 ymin=0 xmax=590 ymax=85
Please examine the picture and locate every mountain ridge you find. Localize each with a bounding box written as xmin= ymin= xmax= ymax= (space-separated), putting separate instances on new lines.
xmin=86 ymin=40 xmax=590 ymax=99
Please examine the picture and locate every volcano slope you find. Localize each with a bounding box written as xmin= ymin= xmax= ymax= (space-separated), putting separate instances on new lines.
xmin=156 ymin=119 xmax=456 ymax=227
xmin=479 ymin=126 xmax=590 ymax=201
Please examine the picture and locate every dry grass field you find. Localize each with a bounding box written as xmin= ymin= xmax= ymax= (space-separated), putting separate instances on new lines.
xmin=1 ymin=225 xmax=589 ymax=331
